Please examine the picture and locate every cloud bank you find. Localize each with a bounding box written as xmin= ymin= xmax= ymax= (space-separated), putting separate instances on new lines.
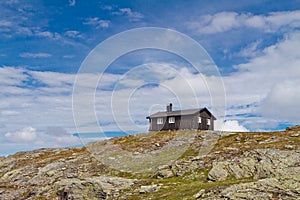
xmin=187 ymin=10 xmax=300 ymax=34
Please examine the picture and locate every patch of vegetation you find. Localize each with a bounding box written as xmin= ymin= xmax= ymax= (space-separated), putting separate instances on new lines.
xmin=122 ymin=167 xmax=255 ymax=200
xmin=111 ymin=131 xmax=177 ymax=152
xmin=109 ymin=168 xmax=154 ymax=179
xmin=212 ymin=130 xmax=300 ymax=154
xmin=177 ymin=147 xmax=199 ymax=160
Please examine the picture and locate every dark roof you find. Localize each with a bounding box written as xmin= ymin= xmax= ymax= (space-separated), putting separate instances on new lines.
xmin=147 ymin=107 xmax=216 ymax=120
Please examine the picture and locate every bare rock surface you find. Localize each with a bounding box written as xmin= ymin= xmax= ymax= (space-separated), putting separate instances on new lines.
xmin=208 ymin=149 xmax=300 ymax=181
xmin=0 ymin=126 xmax=299 ymax=199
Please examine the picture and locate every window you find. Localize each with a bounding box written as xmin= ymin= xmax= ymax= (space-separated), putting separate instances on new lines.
xmin=168 ymin=117 xmax=175 ymax=124
xmin=198 ymin=117 xmax=202 ymax=123
xmin=207 ymin=119 xmax=211 ymax=125
xmin=157 ymin=118 xmax=163 ymax=124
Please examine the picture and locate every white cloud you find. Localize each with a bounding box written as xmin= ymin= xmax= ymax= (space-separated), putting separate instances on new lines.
xmin=83 ymin=17 xmax=110 ymax=28
xmin=0 ymin=67 xmax=124 ymax=141
xmin=0 ymin=10 xmax=35 ymax=38
xmin=34 ymin=30 xmax=84 ymax=48
xmin=244 ymin=15 xmax=265 ymax=28
xmin=45 ymin=126 xmax=69 ymax=137
xmin=193 ymin=12 xmax=240 ymax=34
xmin=35 ymin=31 xmax=54 ymax=38
xmin=264 ymin=10 xmax=300 ymax=31
xmin=215 ymin=120 xmax=248 ymax=132
xmin=0 ymin=67 xmax=76 ymax=135
xmin=260 ymin=79 xmax=300 ymax=122
xmin=64 ymin=30 xmax=83 ymax=38
xmin=187 ymin=10 xmax=300 ymax=34
xmin=19 ymin=52 xmax=52 ymax=58
xmin=5 ymin=127 xmax=37 ymax=142
xmin=102 ymin=5 xmax=113 ymax=10
xmin=35 ymin=30 xmax=86 ymax=48
xmin=63 ymin=55 xmax=75 ymax=59
xmin=0 ymin=66 xmax=28 ymax=86
xmin=0 ymin=20 xmax=12 ymax=26
xmin=2 ymin=126 xmax=81 ymax=155
xmin=222 ymin=31 xmax=300 ymax=129
xmin=112 ymin=8 xmax=144 ymax=21
xmin=237 ymin=40 xmax=262 ymax=58
xmin=29 ymin=71 xmax=75 ymax=87
xmin=1 ymin=110 xmax=19 ymax=116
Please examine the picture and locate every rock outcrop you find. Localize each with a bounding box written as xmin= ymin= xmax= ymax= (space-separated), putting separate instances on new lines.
xmin=208 ymin=149 xmax=300 ymax=181
xmin=204 ymin=149 xmax=300 ymax=199
xmin=0 ymin=126 xmax=299 ymax=199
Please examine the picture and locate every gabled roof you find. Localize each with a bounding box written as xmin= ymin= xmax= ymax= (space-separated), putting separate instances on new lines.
xmin=147 ymin=107 xmax=216 ymax=120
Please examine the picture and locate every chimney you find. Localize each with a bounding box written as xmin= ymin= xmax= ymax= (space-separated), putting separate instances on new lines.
xmin=167 ymin=103 xmax=172 ymax=112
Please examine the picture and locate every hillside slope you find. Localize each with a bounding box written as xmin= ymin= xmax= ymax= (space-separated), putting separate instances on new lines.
xmin=1 ymin=126 xmax=300 ymax=199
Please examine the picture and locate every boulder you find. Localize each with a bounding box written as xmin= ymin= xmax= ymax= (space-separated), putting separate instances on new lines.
xmin=156 ymin=167 xmax=174 ymax=178
xmin=207 ymin=161 xmax=229 ymax=181
xmin=193 ymin=189 xmax=205 ymax=199
xmin=139 ymin=184 xmax=158 ymax=193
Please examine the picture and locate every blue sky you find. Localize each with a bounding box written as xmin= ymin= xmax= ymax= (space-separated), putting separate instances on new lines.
xmin=1 ymin=0 xmax=300 ymax=155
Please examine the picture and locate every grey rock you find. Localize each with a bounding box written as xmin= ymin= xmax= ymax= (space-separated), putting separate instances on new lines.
xmin=286 ymin=125 xmax=300 ymax=131
xmin=208 ymin=149 xmax=300 ymax=181
xmin=98 ymin=188 xmax=107 ymax=199
xmin=219 ymin=178 xmax=300 ymax=199
xmin=139 ymin=184 xmax=158 ymax=193
xmin=207 ymin=161 xmax=229 ymax=181
xmin=284 ymin=144 xmax=294 ymax=149
xmin=156 ymin=165 xmax=174 ymax=178
xmin=193 ymin=189 xmax=205 ymax=199
xmin=291 ymin=133 xmax=300 ymax=137
xmin=259 ymin=136 xmax=280 ymax=144
xmin=55 ymin=179 xmax=104 ymax=200
xmin=171 ymin=159 xmax=199 ymax=177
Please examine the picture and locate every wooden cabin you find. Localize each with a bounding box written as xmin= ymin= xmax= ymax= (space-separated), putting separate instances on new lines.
xmin=146 ymin=103 xmax=216 ymax=131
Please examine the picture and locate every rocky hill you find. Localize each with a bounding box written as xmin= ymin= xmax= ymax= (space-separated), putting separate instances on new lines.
xmin=1 ymin=126 xmax=300 ymax=199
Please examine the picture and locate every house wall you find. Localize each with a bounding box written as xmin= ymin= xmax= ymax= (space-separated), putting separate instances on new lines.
xmin=149 ymin=117 xmax=167 ymax=131
xmin=180 ymin=115 xmax=193 ymax=129
xmin=209 ymin=118 xmax=214 ymax=130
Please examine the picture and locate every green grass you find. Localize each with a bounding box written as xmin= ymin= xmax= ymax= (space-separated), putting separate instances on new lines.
xmin=177 ymin=147 xmax=199 ymax=160
xmin=122 ymin=167 xmax=255 ymax=200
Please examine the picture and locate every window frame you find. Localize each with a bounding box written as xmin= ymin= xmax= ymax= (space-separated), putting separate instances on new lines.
xmin=168 ymin=117 xmax=175 ymax=124
xmin=157 ymin=117 xmax=163 ymax=124
xmin=198 ymin=117 xmax=202 ymax=123
xmin=207 ymin=118 xmax=211 ymax=125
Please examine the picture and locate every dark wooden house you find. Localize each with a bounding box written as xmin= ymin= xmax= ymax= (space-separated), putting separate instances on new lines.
xmin=146 ymin=103 xmax=216 ymax=131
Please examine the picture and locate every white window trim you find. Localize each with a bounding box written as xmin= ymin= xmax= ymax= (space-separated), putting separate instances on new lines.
xmin=207 ymin=119 xmax=211 ymax=125
xmin=198 ymin=117 xmax=202 ymax=123
xmin=157 ymin=118 xmax=163 ymax=124
xmin=169 ymin=117 xmax=175 ymax=124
